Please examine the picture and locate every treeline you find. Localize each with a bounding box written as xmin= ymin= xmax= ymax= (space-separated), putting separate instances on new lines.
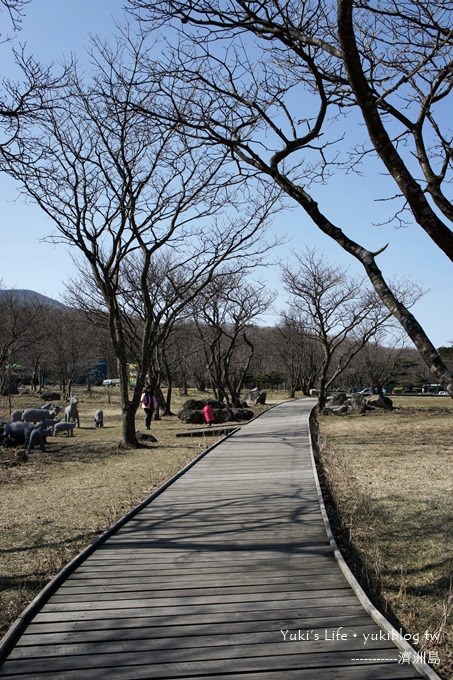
xmin=1 ymin=288 xmax=447 ymax=412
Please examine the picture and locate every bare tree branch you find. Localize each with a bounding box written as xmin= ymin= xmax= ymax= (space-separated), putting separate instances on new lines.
xmin=5 ymin=33 xmax=280 ymax=445
xmin=128 ymin=0 xmax=453 ymax=394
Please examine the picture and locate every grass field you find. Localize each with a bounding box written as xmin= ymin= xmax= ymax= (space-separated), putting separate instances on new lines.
xmin=317 ymin=396 xmax=452 ymax=679
xmin=0 ymin=389 xmax=451 ymax=677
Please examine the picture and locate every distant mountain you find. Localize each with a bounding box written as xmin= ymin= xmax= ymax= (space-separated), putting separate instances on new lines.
xmin=0 ymin=289 xmax=68 ymax=309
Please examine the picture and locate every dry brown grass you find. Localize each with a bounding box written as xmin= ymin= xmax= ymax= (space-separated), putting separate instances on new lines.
xmin=317 ymin=396 xmax=453 ymax=679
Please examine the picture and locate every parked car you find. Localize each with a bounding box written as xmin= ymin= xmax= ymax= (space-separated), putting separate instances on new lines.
xmin=102 ymin=378 xmax=120 ymax=387
xmin=358 ymin=387 xmax=373 ymax=395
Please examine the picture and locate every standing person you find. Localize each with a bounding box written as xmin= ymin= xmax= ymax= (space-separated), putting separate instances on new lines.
xmin=140 ymin=384 xmax=155 ymax=430
xmin=202 ymin=402 xmax=215 ymax=427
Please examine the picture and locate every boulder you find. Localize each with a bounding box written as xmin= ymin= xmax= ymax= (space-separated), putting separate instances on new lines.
xmin=322 ymin=407 xmax=334 ymax=416
xmin=330 ymin=391 xmax=347 ymax=405
xmin=333 ymin=405 xmax=349 ymax=414
xmin=322 ymin=405 xmax=349 ymax=416
xmin=213 ymin=408 xmax=233 ymax=423
xmin=230 ymin=408 xmax=254 ymax=421
xmin=178 ymin=409 xmax=205 ymax=424
xmin=206 ymin=399 xmax=227 ymax=409
xmin=350 ymin=393 xmax=366 ymax=413
xmin=178 ymin=399 xmax=254 ymax=425
xmin=368 ymin=395 xmax=393 ymax=410
xmin=41 ymin=391 xmax=62 ymax=402
xmin=182 ymin=399 xmax=205 ymax=411
xmin=136 ymin=431 xmax=158 ymax=443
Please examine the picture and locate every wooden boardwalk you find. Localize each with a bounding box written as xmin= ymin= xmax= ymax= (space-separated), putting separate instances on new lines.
xmin=0 ymin=399 xmax=438 ymax=679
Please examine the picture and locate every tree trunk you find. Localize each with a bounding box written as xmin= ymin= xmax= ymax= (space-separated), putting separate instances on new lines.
xmin=31 ymin=358 xmax=39 ymax=392
xmin=318 ymin=381 xmax=328 ymax=411
xmin=317 ymin=360 xmax=330 ymax=411
xmin=117 ymin=352 xmax=142 ymax=448
xmin=337 ymin=0 xmax=453 ymax=261
xmin=161 ymin=351 xmax=175 ymax=415
xmin=119 ymin=405 xmax=139 ymax=449
xmin=163 ymin=383 xmax=175 ymax=416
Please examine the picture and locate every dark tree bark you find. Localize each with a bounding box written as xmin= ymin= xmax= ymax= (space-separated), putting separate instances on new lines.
xmin=337 ymin=0 xmax=453 ymax=260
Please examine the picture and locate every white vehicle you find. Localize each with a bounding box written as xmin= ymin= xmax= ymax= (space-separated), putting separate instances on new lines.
xmin=102 ymin=378 xmax=120 ymax=387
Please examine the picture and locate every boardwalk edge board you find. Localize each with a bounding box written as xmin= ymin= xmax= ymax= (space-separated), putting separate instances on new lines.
xmin=306 ymin=409 xmax=442 ymax=680
xmin=0 ymin=419 xmax=246 ymax=664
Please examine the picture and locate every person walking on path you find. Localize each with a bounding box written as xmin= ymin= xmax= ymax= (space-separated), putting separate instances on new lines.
xmin=140 ymin=385 xmax=155 ymax=430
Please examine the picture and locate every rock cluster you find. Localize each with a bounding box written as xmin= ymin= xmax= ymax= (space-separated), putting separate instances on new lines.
xmin=178 ymin=399 xmax=254 ymax=425
xmin=323 ymin=392 xmax=393 ymax=416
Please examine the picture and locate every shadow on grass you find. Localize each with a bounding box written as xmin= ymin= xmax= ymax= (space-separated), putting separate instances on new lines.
xmin=0 ymin=530 xmax=99 ymax=555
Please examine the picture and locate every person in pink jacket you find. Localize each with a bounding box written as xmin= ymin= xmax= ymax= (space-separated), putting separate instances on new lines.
xmin=203 ymin=403 xmax=215 ymax=427
xmin=140 ymin=384 xmax=155 ymax=430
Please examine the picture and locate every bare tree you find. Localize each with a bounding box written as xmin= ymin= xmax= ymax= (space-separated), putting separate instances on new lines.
xmin=128 ymin=0 xmax=453 ymax=394
xmin=337 ymin=0 xmax=453 ymax=246
xmin=156 ymin=323 xmax=205 ymax=413
xmin=1 ymin=1 xmax=68 ymax=169
xmin=7 ymin=35 xmax=278 ymax=446
xmin=282 ymin=250 xmax=411 ymax=409
xmin=45 ymin=311 xmax=102 ymax=397
xmin=0 ymin=0 xmax=29 ymax=38
xmin=276 ymin=311 xmax=322 ymax=397
xmin=192 ymin=272 xmax=274 ymax=406
xmin=0 ymin=288 xmax=50 ymax=395
xmin=359 ymin=334 xmax=408 ymax=396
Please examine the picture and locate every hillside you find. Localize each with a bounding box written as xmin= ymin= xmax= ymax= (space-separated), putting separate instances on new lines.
xmin=0 ymin=289 xmax=67 ymax=309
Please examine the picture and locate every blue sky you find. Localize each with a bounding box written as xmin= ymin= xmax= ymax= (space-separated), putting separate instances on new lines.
xmin=0 ymin=0 xmax=451 ymax=348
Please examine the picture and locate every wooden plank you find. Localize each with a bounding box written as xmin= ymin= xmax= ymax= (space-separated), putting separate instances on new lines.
xmin=0 ymin=664 xmax=420 ymax=679
xmin=20 ymin=615 xmax=375 ymax=643
xmin=41 ymin=591 xmax=360 ymax=613
xmin=1 ymin=647 xmax=419 ymax=677
xmin=9 ymin=629 xmax=413 ymax=660
xmin=199 ymin=670 xmax=419 ymax=680
xmin=62 ymin=568 xmax=341 ymax=581
xmin=67 ymin=565 xmax=340 ymax=579
xmin=48 ymin=582 xmax=353 ymax=603
xmin=56 ymin=574 xmax=347 ymax=593
xmin=30 ymin=601 xmax=367 ymax=625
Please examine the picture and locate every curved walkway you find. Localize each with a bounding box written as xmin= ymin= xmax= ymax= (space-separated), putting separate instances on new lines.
xmin=0 ymin=399 xmax=439 ymax=679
